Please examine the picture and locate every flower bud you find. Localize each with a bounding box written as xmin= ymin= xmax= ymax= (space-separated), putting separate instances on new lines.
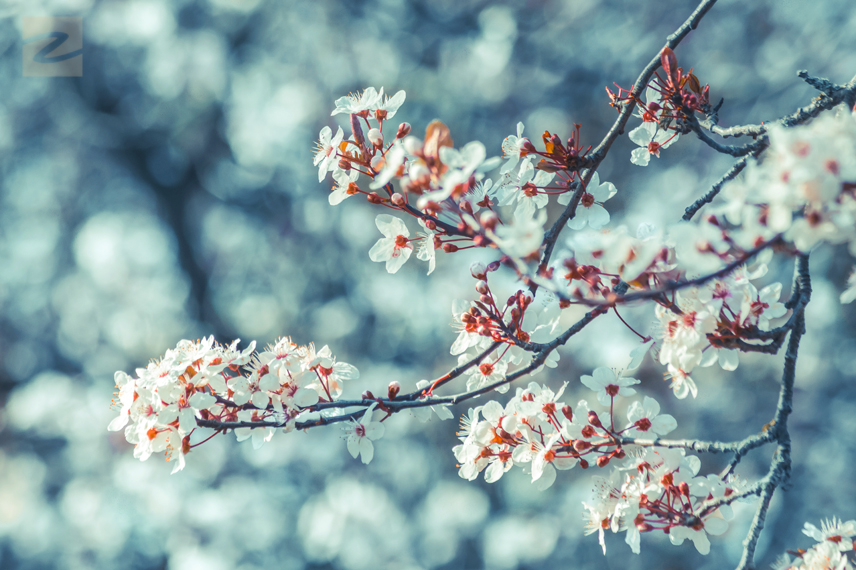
xmin=679 ymin=481 xmax=690 ymax=497
xmin=596 ymin=455 xmax=610 ymax=468
xmin=425 ymin=219 xmax=437 ymax=230
xmin=387 ymin=381 xmax=401 ymax=399
xmin=480 ymin=210 xmax=498 ymax=231
xmin=391 ymin=193 xmax=406 ymax=206
xmin=403 ymin=136 xmax=422 ymax=155
xmin=486 ymin=260 xmax=501 ymax=273
xmin=470 ymin=262 xmax=487 ymax=280
xmin=580 ymin=425 xmax=596 ymax=438
xmin=479 ymin=294 xmax=491 ymax=304
xmin=587 ymin=410 xmax=602 ymax=427
xmin=397 ymin=122 xmax=411 ymax=138
xmin=521 ymin=140 xmax=537 ymax=154
xmin=561 ymin=405 xmax=573 ymax=422
xmin=362 ymin=390 xmax=375 ymax=400
xmin=367 ymin=192 xmax=382 ymax=204
xmin=367 ymin=128 xmax=383 ymax=148
xmin=573 ymin=440 xmax=591 ymax=452
xmin=614 ymin=449 xmax=626 ymax=459
xmin=338 ymin=158 xmax=352 ymax=171
xmin=579 ymin=458 xmax=589 ymax=469
xmin=443 ymin=243 xmax=459 ymax=253
xmin=350 ymin=114 xmax=366 ymax=149
xmin=476 ymin=280 xmax=488 ymax=294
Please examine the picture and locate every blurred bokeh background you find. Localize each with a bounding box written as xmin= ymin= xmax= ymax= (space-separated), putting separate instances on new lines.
xmin=1 ymin=0 xmax=855 ymax=568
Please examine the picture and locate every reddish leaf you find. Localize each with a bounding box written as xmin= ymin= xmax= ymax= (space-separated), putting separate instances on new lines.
xmin=661 ymin=47 xmax=679 ymax=87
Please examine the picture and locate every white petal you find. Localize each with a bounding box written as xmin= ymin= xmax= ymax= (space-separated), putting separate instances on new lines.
xmin=359 ymin=439 xmax=374 ymax=464
xmin=347 ymin=435 xmax=360 ymax=458
xmin=631 ymin=147 xmax=650 ymax=166
xmin=294 ymin=388 xmax=319 ymax=407
xmin=628 ymin=122 xmax=655 ymax=146
xmin=587 ymin=204 xmax=610 ymax=229
xmin=533 ymin=463 xmax=556 ymax=490
xmin=567 ymin=208 xmax=589 ymax=230
xmin=704 ymin=517 xmax=728 ymax=536
xmin=368 ymin=238 xmax=395 ymax=262
xmin=107 ymin=414 xmax=129 ymax=432
xmin=364 ymin=421 xmax=385 ymax=440
xmin=385 ymin=246 xmax=412 ymax=273
xmin=718 ymin=349 xmax=739 ymax=371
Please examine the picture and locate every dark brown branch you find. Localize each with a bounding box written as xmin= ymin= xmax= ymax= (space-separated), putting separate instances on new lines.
xmin=682 ymin=156 xmax=749 ymax=221
xmin=698 ymin=71 xmax=856 ymax=140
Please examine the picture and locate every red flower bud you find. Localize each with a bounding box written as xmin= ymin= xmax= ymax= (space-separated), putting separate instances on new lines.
xmin=562 ymin=405 xmax=573 ymax=422
xmin=387 ymin=381 xmax=401 ymax=399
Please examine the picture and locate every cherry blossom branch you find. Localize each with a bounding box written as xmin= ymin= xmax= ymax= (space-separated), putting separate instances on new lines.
xmin=196 ymin=308 xmax=605 ymax=434
xmin=534 ymin=0 xmax=719 ymax=284
xmin=581 ymin=0 xmax=719 ymax=169
xmin=697 ymin=71 xmax=856 ymax=140
xmin=688 ymin=116 xmax=766 ymax=157
xmin=730 ymin=255 xmax=809 ymax=570
xmin=570 ymin=237 xmax=781 ymax=307
xmin=618 ymin=430 xmax=773 ymax=456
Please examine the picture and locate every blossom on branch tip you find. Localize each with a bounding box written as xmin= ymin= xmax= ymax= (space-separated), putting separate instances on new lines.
xmin=580 ymin=367 xmax=640 ymax=406
xmin=314 ymin=126 xmax=344 ymax=182
xmin=560 ymin=172 xmax=617 ymax=230
xmin=344 ymin=403 xmax=385 ymax=464
xmin=629 ymin=121 xmax=678 ymax=166
xmin=625 ymin=396 xmax=677 ymax=437
xmin=368 ymin=214 xmax=413 ymax=273
xmin=491 ymin=209 xmax=547 ymax=259
xmin=500 ymin=121 xmax=529 ymax=174
xmin=409 ymin=380 xmax=455 ymax=422
xmin=329 ymin=168 xmax=359 ymax=206
xmin=331 ymin=87 xmax=382 ymax=116
xmin=373 ymin=89 xmax=406 ymax=121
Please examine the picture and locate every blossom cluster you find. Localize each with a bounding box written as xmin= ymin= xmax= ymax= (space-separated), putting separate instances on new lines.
xmin=108 ymin=336 xmax=359 ymax=472
xmin=773 ymin=519 xmax=856 ymax=570
xmin=314 ymin=85 xmax=625 ymax=274
xmin=719 ymin=108 xmax=856 ymax=254
xmin=452 ymin=365 xmax=745 ymax=555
